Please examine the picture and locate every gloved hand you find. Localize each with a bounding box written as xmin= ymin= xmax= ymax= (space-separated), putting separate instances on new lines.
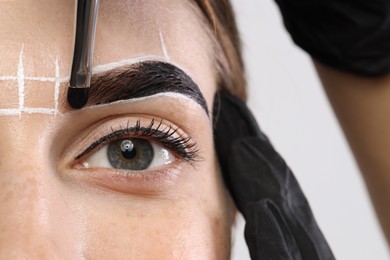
xmin=213 ymin=91 xmax=335 ymax=260
xmin=274 ymin=0 xmax=390 ymax=76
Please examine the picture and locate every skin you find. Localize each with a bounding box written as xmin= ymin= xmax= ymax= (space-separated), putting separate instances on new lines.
xmin=0 ymin=0 xmax=234 ymax=259
xmin=314 ymin=61 xmax=390 ymax=245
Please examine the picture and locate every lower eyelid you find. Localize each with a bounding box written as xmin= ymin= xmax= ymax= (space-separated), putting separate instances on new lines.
xmin=72 ymin=163 xmax=185 ymax=196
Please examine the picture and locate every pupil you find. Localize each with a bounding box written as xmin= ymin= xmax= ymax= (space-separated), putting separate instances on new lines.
xmin=120 ymin=140 xmax=136 ymax=159
xmin=122 ymin=147 xmax=136 ymax=159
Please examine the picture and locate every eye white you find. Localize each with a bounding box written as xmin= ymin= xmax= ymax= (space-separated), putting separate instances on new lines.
xmin=82 ymin=140 xmax=176 ymax=170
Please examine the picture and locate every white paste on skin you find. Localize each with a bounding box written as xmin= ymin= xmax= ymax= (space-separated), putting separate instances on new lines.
xmin=91 ymin=55 xmax=194 ymax=80
xmin=92 ymin=55 xmax=169 ymax=74
xmin=0 ymin=76 xmax=17 ymax=80
xmin=18 ymin=44 xmax=25 ymax=111
xmin=0 ymin=109 xmax=21 ymax=116
xmin=54 ymin=58 xmax=60 ymax=114
xmin=23 ymin=107 xmax=56 ymax=115
xmin=159 ymin=30 xmax=170 ymax=61
xmin=77 ymin=92 xmax=195 ymax=112
xmin=0 ymin=108 xmax=56 ymax=116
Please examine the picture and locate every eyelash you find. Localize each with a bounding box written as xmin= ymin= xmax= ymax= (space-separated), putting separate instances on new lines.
xmin=75 ymin=118 xmax=200 ymax=163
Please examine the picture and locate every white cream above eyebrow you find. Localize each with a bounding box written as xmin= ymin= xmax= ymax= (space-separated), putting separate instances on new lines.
xmin=90 ymin=55 xmax=195 ymax=80
xmin=92 ymin=55 xmax=169 ymax=74
xmin=76 ymin=92 xmax=198 ymax=112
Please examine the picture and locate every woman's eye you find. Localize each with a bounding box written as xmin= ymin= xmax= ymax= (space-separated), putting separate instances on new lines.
xmin=82 ymin=138 xmax=176 ymax=170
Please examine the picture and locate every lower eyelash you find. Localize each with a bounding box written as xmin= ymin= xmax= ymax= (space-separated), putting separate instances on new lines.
xmin=75 ymin=118 xmax=200 ymax=162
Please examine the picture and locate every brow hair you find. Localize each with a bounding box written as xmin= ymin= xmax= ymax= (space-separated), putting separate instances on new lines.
xmin=75 ymin=60 xmax=209 ymax=114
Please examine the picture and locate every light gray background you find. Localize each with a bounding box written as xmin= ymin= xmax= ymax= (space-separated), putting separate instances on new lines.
xmin=230 ymin=1 xmax=390 ymax=259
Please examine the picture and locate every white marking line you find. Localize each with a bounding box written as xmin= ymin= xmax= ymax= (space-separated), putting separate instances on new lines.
xmin=0 ymin=76 xmax=17 ymax=80
xmin=159 ymin=31 xmax=170 ymax=61
xmin=0 ymin=76 xmax=67 ymax=82
xmin=79 ymin=92 xmax=192 ymax=111
xmin=92 ymin=55 xmax=169 ymax=74
xmin=25 ymin=76 xmax=56 ymax=82
xmin=18 ymin=44 xmax=24 ymax=111
xmin=23 ymin=76 xmax=68 ymax=82
xmin=0 ymin=108 xmax=56 ymax=117
xmin=91 ymin=56 xmax=194 ymax=81
xmin=54 ymin=58 xmax=60 ymax=114
xmin=23 ymin=107 xmax=56 ymax=115
xmin=0 ymin=109 xmax=21 ymax=116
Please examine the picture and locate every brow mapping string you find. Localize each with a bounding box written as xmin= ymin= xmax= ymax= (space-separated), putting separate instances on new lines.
xmin=67 ymin=0 xmax=100 ymax=109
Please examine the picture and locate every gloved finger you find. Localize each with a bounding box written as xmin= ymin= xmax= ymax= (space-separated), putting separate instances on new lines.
xmin=244 ymin=200 xmax=302 ymax=260
xmin=229 ymin=137 xmax=335 ymax=260
xmin=213 ymin=91 xmax=263 ymax=139
xmin=213 ymin=90 xmax=267 ymax=191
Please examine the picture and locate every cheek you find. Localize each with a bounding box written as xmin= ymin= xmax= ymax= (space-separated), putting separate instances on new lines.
xmin=83 ymin=204 xmax=231 ymax=259
xmin=79 ymin=163 xmax=232 ymax=259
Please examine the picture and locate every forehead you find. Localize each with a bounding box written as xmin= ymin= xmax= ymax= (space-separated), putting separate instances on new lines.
xmin=0 ymin=0 xmax=216 ymax=115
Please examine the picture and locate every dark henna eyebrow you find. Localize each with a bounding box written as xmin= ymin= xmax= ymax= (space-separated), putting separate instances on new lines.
xmin=65 ymin=60 xmax=209 ymax=115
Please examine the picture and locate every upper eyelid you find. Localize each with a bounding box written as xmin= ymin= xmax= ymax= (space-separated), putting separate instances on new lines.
xmin=75 ymin=118 xmax=157 ymax=160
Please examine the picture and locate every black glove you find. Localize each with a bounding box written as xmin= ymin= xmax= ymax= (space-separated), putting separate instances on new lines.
xmin=213 ymin=91 xmax=335 ymax=260
xmin=274 ymin=0 xmax=390 ymax=76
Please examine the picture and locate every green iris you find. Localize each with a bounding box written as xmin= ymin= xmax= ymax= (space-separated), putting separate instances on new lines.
xmin=107 ymin=138 xmax=154 ymax=170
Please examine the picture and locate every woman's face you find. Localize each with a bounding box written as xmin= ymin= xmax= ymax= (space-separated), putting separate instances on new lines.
xmin=0 ymin=0 xmax=233 ymax=258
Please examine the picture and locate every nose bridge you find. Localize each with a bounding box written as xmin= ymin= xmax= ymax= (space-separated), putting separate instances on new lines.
xmin=0 ymin=118 xmax=84 ymax=258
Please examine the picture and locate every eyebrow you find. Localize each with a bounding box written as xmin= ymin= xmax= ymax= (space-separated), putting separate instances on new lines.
xmin=69 ymin=60 xmax=209 ymax=114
